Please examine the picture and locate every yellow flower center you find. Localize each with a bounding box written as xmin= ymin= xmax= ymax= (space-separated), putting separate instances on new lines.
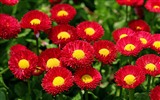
xmin=124 ymin=74 xmax=136 ymax=85
xmin=81 ymin=74 xmax=93 ymax=83
xmin=57 ymin=10 xmax=68 ymax=17
xmin=18 ymin=59 xmax=30 ymax=69
xmin=119 ymin=34 xmax=128 ymax=39
xmin=57 ymin=32 xmax=71 ymax=40
xmin=140 ymin=38 xmax=147 ymax=44
xmin=99 ymin=48 xmax=110 ymax=57
xmin=153 ymin=5 xmax=160 ymax=9
xmin=124 ymin=44 xmax=136 ymax=51
xmin=136 ymin=26 xmax=142 ymax=30
xmin=30 ymin=19 xmax=41 ymax=25
xmin=72 ymin=50 xmax=85 ymax=60
xmin=46 ymin=58 xmax=60 ymax=68
xmin=84 ymin=27 xmax=95 ymax=36
xmin=153 ymin=41 xmax=160 ymax=49
xmin=145 ymin=63 xmax=156 ymax=71
xmin=52 ymin=76 xmax=65 ymax=86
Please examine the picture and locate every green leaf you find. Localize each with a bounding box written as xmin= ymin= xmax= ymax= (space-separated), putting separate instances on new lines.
xmin=0 ymin=91 xmax=6 ymax=100
xmin=72 ymin=92 xmax=81 ymax=100
xmin=14 ymin=82 xmax=27 ymax=97
xmin=134 ymin=92 xmax=150 ymax=100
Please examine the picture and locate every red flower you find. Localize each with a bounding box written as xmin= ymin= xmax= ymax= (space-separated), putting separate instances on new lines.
xmin=61 ymin=40 xmax=94 ymax=68
xmin=128 ymin=19 xmax=150 ymax=32
xmin=76 ymin=21 xmax=104 ymax=42
xmin=49 ymin=0 xmax=61 ymax=4
xmin=0 ymin=14 xmax=21 ymax=39
xmin=150 ymin=85 xmax=160 ymax=100
xmin=10 ymin=44 xmax=27 ymax=56
xmin=39 ymin=48 xmax=63 ymax=71
xmin=114 ymin=65 xmax=145 ymax=89
xmin=8 ymin=49 xmax=38 ymax=80
xmin=116 ymin=0 xmax=143 ymax=6
xmin=1 ymin=0 xmax=19 ymax=6
xmin=93 ymin=40 xmax=117 ymax=64
xmin=50 ymin=4 xmax=76 ymax=24
xmin=41 ymin=67 xmax=73 ymax=96
xmin=136 ymin=54 xmax=160 ymax=76
xmin=20 ymin=10 xmax=51 ymax=34
xmin=112 ymin=27 xmax=134 ymax=42
xmin=151 ymin=34 xmax=160 ymax=53
xmin=116 ymin=36 xmax=142 ymax=56
xmin=48 ymin=24 xmax=78 ymax=45
xmin=134 ymin=31 xmax=152 ymax=48
xmin=145 ymin=0 xmax=160 ymax=13
xmin=74 ymin=67 xmax=102 ymax=90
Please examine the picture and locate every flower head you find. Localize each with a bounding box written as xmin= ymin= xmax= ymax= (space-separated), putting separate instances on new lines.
xmin=41 ymin=67 xmax=73 ymax=96
xmin=136 ymin=54 xmax=160 ymax=76
xmin=116 ymin=36 xmax=142 ymax=56
xmin=39 ymin=48 xmax=63 ymax=71
xmin=93 ymin=40 xmax=117 ymax=64
xmin=1 ymin=0 xmax=19 ymax=6
xmin=112 ymin=27 xmax=134 ymax=42
xmin=20 ymin=10 xmax=51 ymax=34
xmin=128 ymin=19 xmax=150 ymax=32
xmin=61 ymin=40 xmax=94 ymax=68
xmin=8 ymin=49 xmax=38 ymax=80
xmin=74 ymin=67 xmax=102 ymax=90
xmin=10 ymin=44 xmax=27 ymax=56
xmin=48 ymin=24 xmax=78 ymax=45
xmin=145 ymin=0 xmax=160 ymax=13
xmin=49 ymin=0 xmax=61 ymax=5
xmin=134 ymin=31 xmax=152 ymax=48
xmin=151 ymin=34 xmax=160 ymax=53
xmin=0 ymin=14 xmax=21 ymax=39
xmin=76 ymin=21 xmax=104 ymax=42
xmin=116 ymin=0 xmax=144 ymax=6
xmin=114 ymin=65 xmax=145 ymax=89
xmin=50 ymin=4 xmax=76 ymax=24
xmin=150 ymin=85 xmax=160 ymax=100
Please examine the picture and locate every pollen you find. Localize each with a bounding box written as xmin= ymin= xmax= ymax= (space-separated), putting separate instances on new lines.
xmin=52 ymin=76 xmax=65 ymax=86
xmin=30 ymin=18 xmax=41 ymax=25
xmin=119 ymin=34 xmax=128 ymax=39
xmin=153 ymin=5 xmax=160 ymax=9
xmin=57 ymin=10 xmax=68 ymax=17
xmin=124 ymin=44 xmax=136 ymax=51
xmin=72 ymin=49 xmax=85 ymax=60
xmin=140 ymin=38 xmax=147 ymax=44
xmin=46 ymin=58 xmax=60 ymax=68
xmin=18 ymin=59 xmax=30 ymax=69
xmin=99 ymin=48 xmax=110 ymax=57
xmin=84 ymin=27 xmax=95 ymax=36
xmin=81 ymin=74 xmax=93 ymax=83
xmin=136 ymin=26 xmax=142 ymax=30
xmin=153 ymin=41 xmax=160 ymax=49
xmin=57 ymin=32 xmax=71 ymax=39
xmin=124 ymin=74 xmax=136 ymax=85
xmin=145 ymin=63 xmax=156 ymax=71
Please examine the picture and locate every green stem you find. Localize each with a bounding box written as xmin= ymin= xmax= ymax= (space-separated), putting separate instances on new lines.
xmin=0 ymin=67 xmax=9 ymax=75
xmin=35 ymin=33 xmax=40 ymax=55
xmin=147 ymin=75 xmax=151 ymax=92
xmin=126 ymin=6 xmax=128 ymax=24
xmin=28 ymin=80 xmax=31 ymax=97
xmin=120 ymin=87 xmax=122 ymax=97
xmin=85 ymin=90 xmax=88 ymax=100
xmin=12 ymin=4 xmax=18 ymax=15
xmin=129 ymin=89 xmax=134 ymax=100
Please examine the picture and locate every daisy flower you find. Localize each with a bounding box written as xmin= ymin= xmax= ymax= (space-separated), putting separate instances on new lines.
xmin=50 ymin=4 xmax=76 ymax=24
xmin=74 ymin=67 xmax=102 ymax=90
xmin=116 ymin=0 xmax=143 ymax=6
xmin=114 ymin=65 xmax=145 ymax=89
xmin=8 ymin=49 xmax=38 ymax=80
xmin=151 ymin=34 xmax=160 ymax=53
xmin=20 ymin=10 xmax=51 ymax=34
xmin=41 ymin=67 xmax=73 ymax=96
xmin=116 ymin=36 xmax=142 ymax=56
xmin=48 ymin=24 xmax=78 ymax=45
xmin=150 ymin=85 xmax=160 ymax=100
xmin=134 ymin=31 xmax=152 ymax=48
xmin=128 ymin=19 xmax=150 ymax=32
xmin=39 ymin=48 xmax=63 ymax=71
xmin=1 ymin=0 xmax=19 ymax=6
xmin=61 ymin=40 xmax=94 ymax=68
xmin=0 ymin=14 xmax=21 ymax=39
xmin=76 ymin=21 xmax=104 ymax=42
xmin=112 ymin=27 xmax=134 ymax=42
xmin=93 ymin=40 xmax=117 ymax=64
xmin=136 ymin=54 xmax=160 ymax=76
xmin=145 ymin=0 xmax=160 ymax=13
